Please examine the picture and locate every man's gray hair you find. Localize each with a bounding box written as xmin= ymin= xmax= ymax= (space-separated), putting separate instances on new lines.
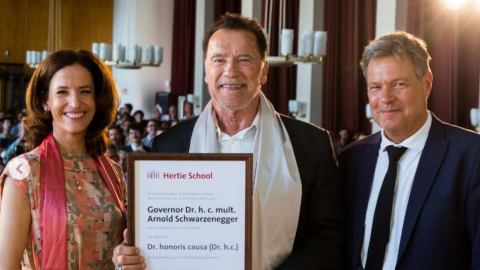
xmin=360 ymin=31 xmax=432 ymax=82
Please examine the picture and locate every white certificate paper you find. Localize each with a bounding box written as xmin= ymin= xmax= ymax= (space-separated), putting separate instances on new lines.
xmin=129 ymin=154 xmax=252 ymax=270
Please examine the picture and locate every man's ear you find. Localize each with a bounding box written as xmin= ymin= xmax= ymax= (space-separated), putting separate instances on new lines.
xmin=423 ymin=71 xmax=433 ymax=98
xmin=261 ymin=60 xmax=269 ymax=85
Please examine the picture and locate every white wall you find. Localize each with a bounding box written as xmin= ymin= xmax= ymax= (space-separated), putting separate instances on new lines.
xmin=113 ymin=0 xmax=174 ymax=119
xmin=193 ymin=0 xmax=214 ymax=115
xmin=295 ymin=0 xmax=324 ymax=126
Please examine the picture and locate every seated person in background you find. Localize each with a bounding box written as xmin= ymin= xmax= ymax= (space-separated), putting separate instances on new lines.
xmin=0 ymin=117 xmax=15 ymax=140
xmin=2 ymin=121 xmax=28 ymax=164
xmin=156 ymin=126 xmax=167 ymax=136
xmin=105 ymin=144 xmax=120 ymax=163
xmin=352 ymin=132 xmax=368 ymax=141
xmin=338 ymin=128 xmax=350 ymax=149
xmin=0 ymin=117 xmax=16 ymax=155
xmin=117 ymin=150 xmax=128 ymax=182
xmin=159 ymin=120 xmax=170 ymax=130
xmin=121 ymin=118 xmax=133 ymax=145
xmin=167 ymin=104 xmax=178 ymax=122
xmin=169 ymin=119 xmax=179 ymax=128
xmin=183 ymin=102 xmax=195 ymax=120
xmin=120 ymin=123 xmax=150 ymax=153
xmin=121 ymin=103 xmax=133 ymax=117
xmin=9 ymin=112 xmax=27 ymax=137
xmin=108 ymin=125 xmax=125 ymax=148
xmin=152 ymin=104 xmax=163 ymax=122
xmin=133 ymin=110 xmax=148 ymax=128
xmin=141 ymin=120 xmax=158 ymax=148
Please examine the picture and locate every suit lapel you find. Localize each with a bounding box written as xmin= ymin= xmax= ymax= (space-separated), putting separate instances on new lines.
xmin=352 ymin=133 xmax=381 ymax=268
xmin=397 ymin=115 xmax=449 ymax=263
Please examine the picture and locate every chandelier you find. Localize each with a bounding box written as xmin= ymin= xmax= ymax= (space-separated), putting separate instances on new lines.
xmin=264 ymin=0 xmax=327 ymax=67
xmin=91 ymin=43 xmax=163 ymax=69
xmin=91 ymin=0 xmax=163 ymax=69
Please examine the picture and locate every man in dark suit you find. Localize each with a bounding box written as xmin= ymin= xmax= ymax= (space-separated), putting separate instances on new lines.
xmin=340 ymin=31 xmax=480 ymax=270
xmin=151 ymin=13 xmax=345 ymax=270
xmin=120 ymin=122 xmax=150 ymax=153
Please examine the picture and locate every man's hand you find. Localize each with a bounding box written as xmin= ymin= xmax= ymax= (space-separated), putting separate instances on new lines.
xmin=112 ymin=229 xmax=146 ymax=269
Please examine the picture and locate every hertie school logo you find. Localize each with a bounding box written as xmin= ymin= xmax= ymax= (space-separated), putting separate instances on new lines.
xmin=147 ymin=171 xmax=160 ymax=179
xmin=8 ymin=158 xmax=30 ymax=180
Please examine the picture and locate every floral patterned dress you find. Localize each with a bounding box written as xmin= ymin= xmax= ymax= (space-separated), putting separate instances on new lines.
xmin=0 ymin=148 xmax=126 ymax=270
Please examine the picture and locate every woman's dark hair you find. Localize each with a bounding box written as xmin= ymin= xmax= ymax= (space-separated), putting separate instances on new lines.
xmin=24 ymin=50 xmax=119 ymax=156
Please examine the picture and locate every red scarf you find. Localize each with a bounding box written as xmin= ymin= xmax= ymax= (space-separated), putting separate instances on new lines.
xmin=39 ymin=133 xmax=125 ymax=269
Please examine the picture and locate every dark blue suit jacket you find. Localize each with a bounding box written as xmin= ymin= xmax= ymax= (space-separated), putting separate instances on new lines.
xmin=340 ymin=114 xmax=480 ymax=270
xmin=152 ymin=115 xmax=346 ymax=269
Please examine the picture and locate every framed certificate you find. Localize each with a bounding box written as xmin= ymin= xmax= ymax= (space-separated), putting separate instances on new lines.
xmin=127 ymin=153 xmax=253 ymax=270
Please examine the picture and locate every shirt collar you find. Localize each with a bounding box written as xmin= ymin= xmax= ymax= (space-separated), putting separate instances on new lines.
xmin=130 ymin=143 xmax=143 ymax=152
xmin=380 ymin=111 xmax=432 ymax=152
xmin=215 ymin=110 xmax=260 ymax=141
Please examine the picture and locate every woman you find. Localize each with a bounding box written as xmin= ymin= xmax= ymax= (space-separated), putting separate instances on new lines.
xmin=183 ymin=102 xmax=195 ymax=120
xmin=0 ymin=50 xmax=144 ymax=269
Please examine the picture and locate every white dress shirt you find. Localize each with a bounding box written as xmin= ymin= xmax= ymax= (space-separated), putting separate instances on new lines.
xmin=214 ymin=113 xmax=259 ymax=154
xmin=361 ymin=112 xmax=432 ymax=270
xmin=130 ymin=143 xmax=145 ymax=152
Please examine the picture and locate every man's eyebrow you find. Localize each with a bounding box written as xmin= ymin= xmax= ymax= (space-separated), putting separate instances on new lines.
xmin=210 ymin=53 xmax=224 ymax=58
xmin=238 ymin=52 xmax=254 ymax=58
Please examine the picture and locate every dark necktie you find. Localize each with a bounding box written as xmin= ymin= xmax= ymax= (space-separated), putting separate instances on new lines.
xmin=365 ymin=145 xmax=408 ymax=270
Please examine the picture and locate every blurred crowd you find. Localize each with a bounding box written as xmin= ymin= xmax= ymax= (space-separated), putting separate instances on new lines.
xmin=327 ymin=128 xmax=369 ymax=165
xmin=0 ymin=101 xmax=196 ymax=175
xmin=1 ymin=103 xmax=368 ymax=172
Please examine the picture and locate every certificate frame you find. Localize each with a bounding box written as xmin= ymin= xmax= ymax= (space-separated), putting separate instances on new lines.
xmin=127 ymin=153 xmax=253 ymax=270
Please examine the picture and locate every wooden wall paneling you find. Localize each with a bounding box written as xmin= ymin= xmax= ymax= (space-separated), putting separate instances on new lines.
xmin=1 ymin=0 xmax=114 ymax=62
xmin=60 ymin=0 xmax=73 ymax=50
xmin=26 ymin=0 xmax=49 ymax=52
xmin=25 ymin=0 xmax=50 ymax=73
xmin=70 ymin=0 xmax=114 ymax=51
xmin=0 ymin=0 xmax=27 ymax=63
xmin=0 ymin=0 xmax=114 ymax=112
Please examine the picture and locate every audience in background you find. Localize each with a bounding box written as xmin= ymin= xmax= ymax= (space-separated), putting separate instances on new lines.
xmin=120 ymin=122 xmax=151 ymax=153
xmin=352 ymin=132 xmax=368 ymax=141
xmin=152 ymin=104 xmax=163 ymax=122
xmin=168 ymin=104 xmax=178 ymax=122
xmin=105 ymin=144 xmax=120 ymax=163
xmin=121 ymin=103 xmax=133 ymax=117
xmin=0 ymin=117 xmax=15 ymax=140
xmin=157 ymin=126 xmax=167 ymax=136
xmin=121 ymin=119 xmax=133 ymax=145
xmin=9 ymin=111 xmax=27 ymax=137
xmin=133 ymin=110 xmax=148 ymax=128
xmin=117 ymin=150 xmax=128 ymax=183
xmin=338 ymin=128 xmax=350 ymax=148
xmin=141 ymin=120 xmax=158 ymax=148
xmin=1 ymin=119 xmax=27 ymax=164
xmin=108 ymin=125 xmax=125 ymax=148
xmin=183 ymin=102 xmax=195 ymax=120
xmin=0 ymin=117 xmax=16 ymax=156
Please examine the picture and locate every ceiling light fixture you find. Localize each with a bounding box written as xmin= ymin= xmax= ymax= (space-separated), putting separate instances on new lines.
xmin=264 ymin=0 xmax=327 ymax=67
